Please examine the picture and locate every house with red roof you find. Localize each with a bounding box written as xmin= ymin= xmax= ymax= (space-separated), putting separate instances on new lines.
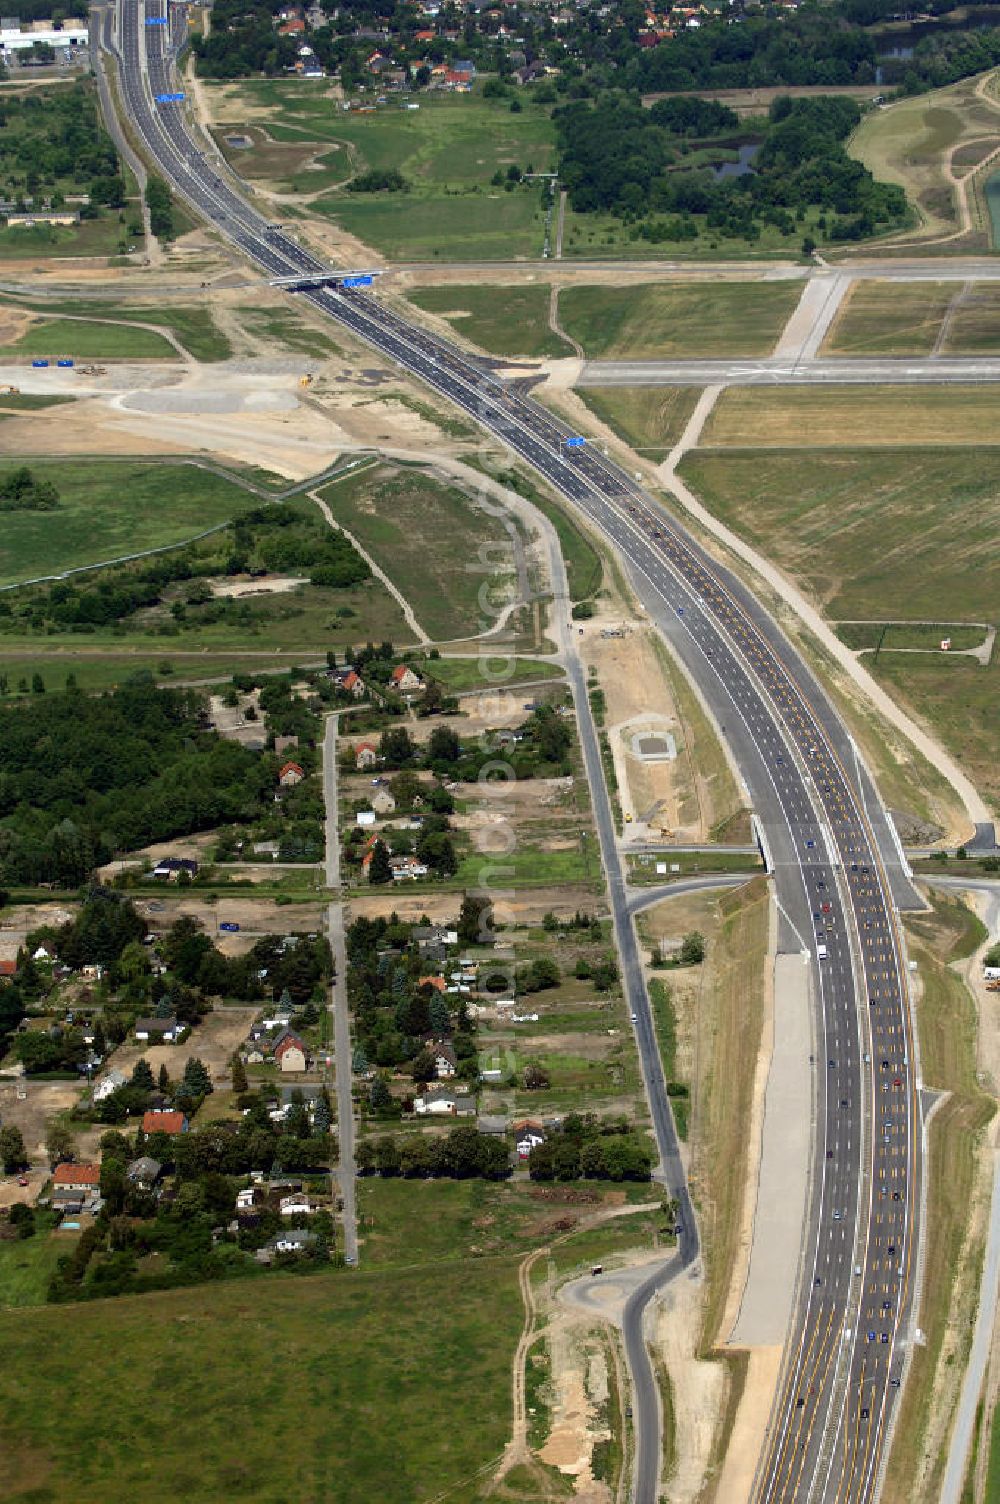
xmin=52 ymin=1163 xmax=100 ymax=1192
xmin=278 ymin=760 xmax=305 ymax=787
xmin=142 ymin=1110 xmax=188 ymax=1135
xmin=391 ymin=664 xmax=423 ymax=692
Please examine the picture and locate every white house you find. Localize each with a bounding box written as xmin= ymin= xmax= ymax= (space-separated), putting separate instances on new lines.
xmin=236 ymin=1186 xmax=264 ymax=1210
xmin=513 ymin=1120 xmax=546 ymax=1160
xmin=92 ymin=1069 xmax=127 ymax=1102
xmin=279 ymin=1193 xmax=312 ymax=1217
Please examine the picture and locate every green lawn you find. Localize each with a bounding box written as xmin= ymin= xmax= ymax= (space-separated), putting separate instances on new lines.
xmin=0 ymin=460 xmax=262 ymax=584
xmin=0 ymin=1260 xmax=524 ymax=1504
xmin=0 ymin=1218 xmax=68 ymax=1307
xmin=558 ymin=281 xmax=801 ymax=358
xmin=0 ymin=650 xmax=328 ymax=695
xmin=986 ymin=1403 xmax=1000 ymax=1504
xmin=0 ymin=393 xmax=77 ymax=410
xmin=0 ymin=297 xmax=232 ymax=362
xmin=0 ymin=213 xmax=127 ymax=260
xmin=576 ymin=386 xmax=703 ymax=460
xmin=407 ymin=285 xmax=572 ymax=359
xmin=0 ymin=316 xmax=177 ymax=361
xmin=678 ymin=446 xmax=1000 ymax=813
xmin=319 ymin=463 xmax=527 ymax=640
xmin=823 ymin=280 xmax=956 ymax=356
xmin=428 ymin=656 xmax=562 ymax=691
xmin=225 ymin=83 xmax=555 ymax=260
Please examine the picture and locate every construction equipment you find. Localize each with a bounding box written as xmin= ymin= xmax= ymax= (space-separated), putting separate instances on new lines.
xmin=2 ymin=384 xmax=19 ymax=394
xmin=299 ymin=372 xmax=313 ymax=387
xmin=77 ymin=365 xmax=107 ymax=377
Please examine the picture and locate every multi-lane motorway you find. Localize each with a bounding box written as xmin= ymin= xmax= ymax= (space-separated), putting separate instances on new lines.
xmin=110 ymin=7 xmax=926 ymax=1497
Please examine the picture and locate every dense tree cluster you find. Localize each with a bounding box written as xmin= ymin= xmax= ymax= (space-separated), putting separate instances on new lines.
xmin=145 ymin=174 xmax=174 ymax=239
xmin=347 ymin=911 xmax=478 ymax=1075
xmin=0 ymin=467 xmax=59 ymax=513
xmin=528 ymin=1115 xmax=654 ymax=1182
xmin=0 ymin=81 xmax=123 ymax=209
xmin=347 ymin=169 xmax=409 ymax=193
xmin=192 ymin=0 xmax=298 ymax=77
xmin=357 ymin=1125 xmax=510 ymax=1178
xmin=556 ymin=91 xmax=906 ymax=243
xmin=0 ymin=506 xmax=368 ymax=639
xmin=0 ymin=679 xmax=275 ymax=885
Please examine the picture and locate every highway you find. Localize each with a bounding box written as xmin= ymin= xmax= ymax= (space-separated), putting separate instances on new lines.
xmin=578 ymin=356 xmax=1000 ymax=386
xmin=109 ymin=5 xmax=927 ymax=1497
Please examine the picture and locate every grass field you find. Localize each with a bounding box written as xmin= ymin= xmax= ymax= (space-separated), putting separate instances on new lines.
xmin=0 ymin=459 xmax=265 ymax=585
xmin=0 ymin=1216 xmax=67 ymax=1307
xmin=821 ymin=280 xmax=1000 ymax=357
xmin=216 ymin=83 xmax=555 ymax=260
xmin=0 ymin=296 xmax=232 ymax=362
xmin=678 ymin=448 xmax=1000 ymax=623
xmin=883 ymin=894 xmax=996 ymax=1504
xmin=848 ymin=73 xmax=1000 ymax=247
xmin=406 ymin=285 xmax=571 ymax=359
xmin=823 ymin=280 xmax=955 ymax=355
xmin=233 ymin=304 xmax=341 ymax=358
xmin=0 ymin=1259 xmax=525 ymax=1504
xmin=0 ymin=650 xmax=331 ymax=695
xmin=0 ymin=393 xmax=76 ymax=410
xmin=428 ymin=656 xmax=562 ymax=691
xmin=677 ymin=446 xmax=1000 ymax=810
xmin=558 ymin=282 xmax=801 ymax=358
xmin=701 ymin=385 xmax=1000 ymax=447
xmin=0 ymin=213 xmax=127 ymax=260
xmin=319 ymin=462 xmax=527 ymax=640
xmin=576 ymin=386 xmax=702 ymax=461
xmin=837 ymin=623 xmax=986 ymax=652
xmin=0 ymin=316 xmax=177 ymax=361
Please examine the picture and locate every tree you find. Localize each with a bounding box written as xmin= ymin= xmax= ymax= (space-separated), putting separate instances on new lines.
xmin=157 ymin=1063 xmax=171 ymax=1094
xmin=230 ymin=1054 xmax=248 ymax=1094
xmin=679 ymin=932 xmax=705 ymax=966
xmin=181 ymin=1056 xmax=213 ymax=1098
xmin=368 ymin=1075 xmax=392 ymax=1114
xmin=0 ymin=1125 xmax=27 ymax=1173
xmin=46 ymin=1121 xmax=76 ymax=1168
xmin=427 ymin=725 xmax=460 ymax=763
xmin=522 ymin=1062 xmax=550 ymax=1091
xmin=9 ymin=1202 xmax=34 ymax=1239
xmin=458 ymin=892 xmax=494 ymax=947
xmin=313 ymin=1092 xmax=331 ymax=1135
xmin=100 ymin=1155 xmax=127 ymax=1215
xmin=368 ymin=840 xmax=392 ymax=885
xmin=379 ymin=725 xmax=414 ymax=765
xmin=411 ymin=1047 xmax=437 ymax=1085
xmin=131 ymin=1057 xmax=154 ymax=1092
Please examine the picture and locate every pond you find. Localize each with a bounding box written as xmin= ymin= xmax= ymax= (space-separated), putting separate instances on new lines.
xmin=710 ymin=143 xmax=760 ymax=181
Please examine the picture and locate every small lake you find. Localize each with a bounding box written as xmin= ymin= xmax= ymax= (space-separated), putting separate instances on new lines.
xmin=710 ymin=143 xmax=760 ymax=181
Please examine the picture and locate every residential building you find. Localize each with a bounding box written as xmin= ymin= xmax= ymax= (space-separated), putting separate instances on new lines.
xmin=151 ymin=857 xmax=198 ymax=882
xmin=414 ymin=1085 xmax=476 ymax=1116
xmin=274 ymin=1031 xmax=308 ymax=1073
xmin=513 ymin=1119 xmax=546 ymax=1159
xmin=371 ymin=787 xmax=396 ymax=815
xmin=266 ymin=1229 xmax=316 ymax=1255
xmin=126 ymin=1156 xmax=162 ymax=1189
xmin=428 ymin=1040 xmax=458 ymax=1078
xmin=355 ymin=740 xmax=379 ymax=770
xmin=141 ymin=1110 xmax=188 ymax=1135
xmin=390 ymin=855 xmax=428 ymax=882
xmin=278 ymin=760 xmax=305 ymax=787
xmin=390 ymin=664 xmax=423 ymax=692
xmin=279 ymin=1192 xmax=312 ymax=1217
xmin=52 ymin=1163 xmax=100 ymax=1193
xmin=92 ymin=1069 xmax=127 ymax=1102
xmin=134 ymin=1015 xmax=181 ymax=1044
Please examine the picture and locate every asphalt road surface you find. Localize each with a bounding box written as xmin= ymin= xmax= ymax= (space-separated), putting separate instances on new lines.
xmin=578 ymin=356 xmax=1000 ymax=386
xmin=109 ymin=7 xmax=935 ymax=1496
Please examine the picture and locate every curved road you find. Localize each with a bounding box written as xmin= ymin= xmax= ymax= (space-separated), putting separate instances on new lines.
xmin=107 ymin=9 xmax=938 ymax=1498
